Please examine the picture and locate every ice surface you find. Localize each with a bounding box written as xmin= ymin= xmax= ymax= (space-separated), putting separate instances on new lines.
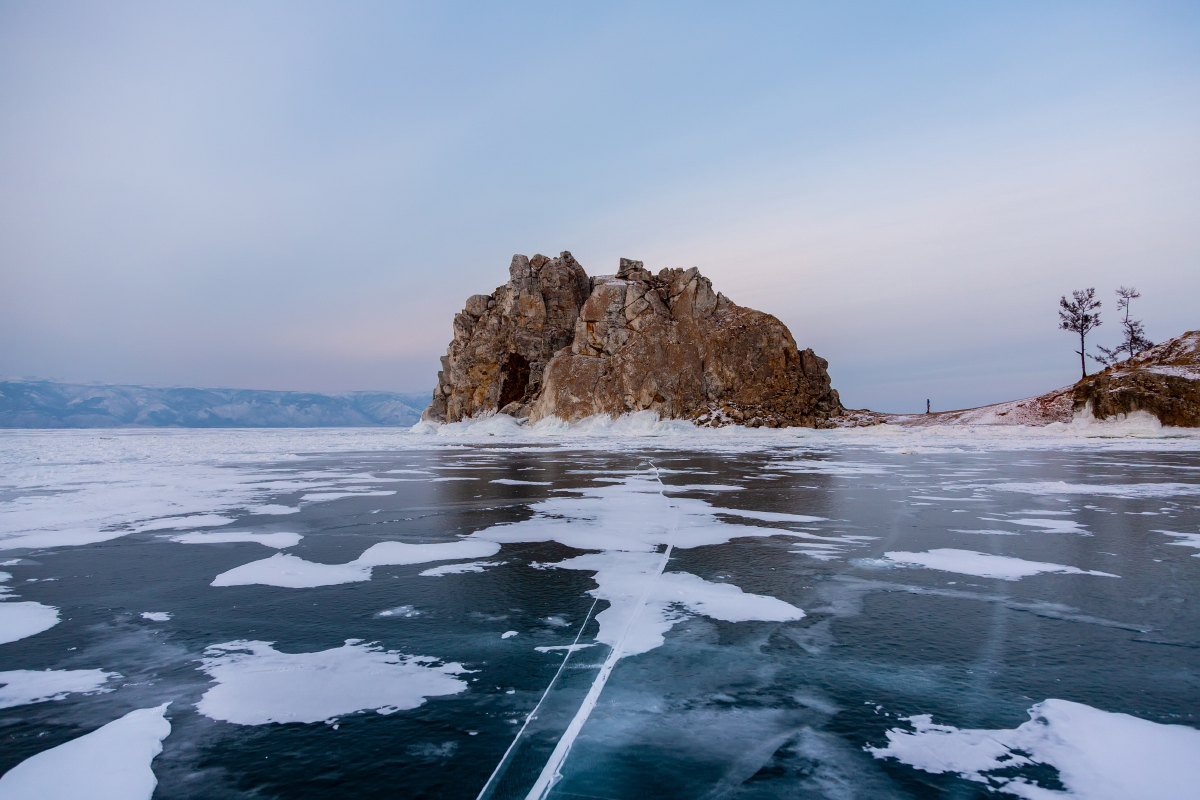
xmin=168 ymin=531 xmax=301 ymax=548
xmin=0 ymin=703 xmax=170 ymax=800
xmin=490 ymin=479 xmax=552 ymax=486
xmin=881 ymin=549 xmax=1119 ymax=580
xmin=419 ymin=560 xmax=506 ymax=576
xmin=0 ymin=668 xmax=118 ymax=709
xmin=196 ymin=640 xmax=467 ymax=724
xmin=248 ymin=504 xmax=300 ymax=515
xmin=300 ymin=490 xmax=396 ymax=501
xmin=0 ymin=600 xmax=59 ymax=644
xmin=869 ymin=698 xmax=1200 ymax=799
xmin=212 ymin=540 xmax=502 ymax=588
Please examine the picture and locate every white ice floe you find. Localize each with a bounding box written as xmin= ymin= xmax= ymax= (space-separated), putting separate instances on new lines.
xmin=1156 ymin=530 xmax=1200 ymax=556
xmin=489 ymin=479 xmax=552 ymax=486
xmin=140 ymin=612 xmax=171 ymax=622
xmin=534 ymin=644 xmax=595 ymax=653
xmin=130 ymin=514 xmax=235 ymax=532
xmin=0 ymin=668 xmax=119 ymax=709
xmin=0 ymin=600 xmax=60 ymax=644
xmin=880 ymin=549 xmax=1119 ymax=581
xmin=0 ymin=703 xmax=170 ymax=800
xmin=501 ymin=631 xmax=518 ymax=639
xmin=248 ymin=504 xmax=300 ymax=515
xmin=300 ymin=490 xmax=396 ymax=502
xmin=553 ymin=551 xmax=804 ymax=658
xmin=982 ymin=481 xmax=1200 ymax=498
xmin=1007 ymin=518 xmax=1088 ymax=534
xmin=196 ymin=640 xmax=467 ymax=725
xmin=212 ymin=540 xmax=502 ymax=588
xmin=168 ymin=531 xmax=301 ymax=549
xmin=419 ymin=560 xmax=506 ymax=577
xmin=869 ymin=698 xmax=1200 ymax=799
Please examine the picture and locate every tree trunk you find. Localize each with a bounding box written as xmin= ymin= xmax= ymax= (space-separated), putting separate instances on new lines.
xmin=1080 ymin=331 xmax=1087 ymax=380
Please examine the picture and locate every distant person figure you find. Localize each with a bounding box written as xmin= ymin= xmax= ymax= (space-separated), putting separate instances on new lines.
xmin=926 ymin=399 xmax=930 ymax=414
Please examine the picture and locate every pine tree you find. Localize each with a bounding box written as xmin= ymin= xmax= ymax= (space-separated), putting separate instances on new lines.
xmin=1093 ymin=287 xmax=1153 ymax=366
xmin=1059 ymin=288 xmax=1101 ymax=380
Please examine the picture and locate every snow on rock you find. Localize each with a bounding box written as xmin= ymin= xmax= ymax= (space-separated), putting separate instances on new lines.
xmin=880 ymin=549 xmax=1118 ymax=581
xmin=168 ymin=531 xmax=302 ymax=549
xmin=196 ymin=640 xmax=467 ymax=725
xmin=869 ymin=698 xmax=1200 ymax=799
xmin=0 ymin=703 xmax=170 ymax=800
xmin=0 ymin=668 xmax=119 ymax=709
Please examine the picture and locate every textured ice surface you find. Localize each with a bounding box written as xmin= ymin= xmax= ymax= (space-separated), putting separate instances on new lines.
xmin=0 ymin=668 xmax=118 ymax=709
xmin=870 ymin=698 xmax=1200 ymax=799
xmin=168 ymin=531 xmax=301 ymax=548
xmin=881 ymin=549 xmax=1119 ymax=580
xmin=0 ymin=703 xmax=170 ymax=800
xmin=196 ymin=640 xmax=467 ymax=724
xmin=212 ymin=540 xmax=502 ymax=587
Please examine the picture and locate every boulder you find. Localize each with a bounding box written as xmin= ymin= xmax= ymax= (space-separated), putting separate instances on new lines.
xmin=1072 ymin=329 xmax=1200 ymax=426
xmin=422 ymin=253 xmax=845 ymax=428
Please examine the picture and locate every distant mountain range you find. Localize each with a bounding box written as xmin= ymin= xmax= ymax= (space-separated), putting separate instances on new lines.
xmin=0 ymin=380 xmax=431 ymax=428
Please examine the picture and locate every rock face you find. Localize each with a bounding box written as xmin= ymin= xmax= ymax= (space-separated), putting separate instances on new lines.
xmin=1073 ymin=329 xmax=1200 ymax=427
xmin=422 ymin=253 xmax=845 ymax=428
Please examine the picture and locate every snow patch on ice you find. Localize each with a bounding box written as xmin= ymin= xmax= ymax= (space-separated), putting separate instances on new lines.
xmin=168 ymin=531 xmax=301 ymax=549
xmin=869 ymin=698 xmax=1200 ymax=799
xmin=248 ymin=504 xmax=300 ymax=515
xmin=140 ymin=612 xmax=171 ymax=622
xmin=196 ymin=640 xmax=467 ymax=725
xmin=982 ymin=481 xmax=1200 ymax=498
xmin=0 ymin=600 xmax=60 ymax=644
xmin=1155 ymin=530 xmax=1200 ymax=556
xmin=419 ymin=560 xmax=506 ymax=576
xmin=489 ymin=478 xmax=552 ymax=486
xmin=212 ymin=540 xmax=502 ymax=588
xmin=0 ymin=668 xmax=119 ymax=709
xmin=880 ymin=549 xmax=1118 ymax=581
xmin=0 ymin=703 xmax=170 ymax=800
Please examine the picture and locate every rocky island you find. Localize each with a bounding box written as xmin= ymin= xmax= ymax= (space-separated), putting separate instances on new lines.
xmin=421 ymin=251 xmax=846 ymax=428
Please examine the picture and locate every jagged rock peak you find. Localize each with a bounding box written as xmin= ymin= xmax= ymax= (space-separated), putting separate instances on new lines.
xmin=422 ymin=252 xmax=846 ymax=428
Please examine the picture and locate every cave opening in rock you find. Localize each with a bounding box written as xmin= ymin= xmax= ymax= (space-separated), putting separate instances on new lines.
xmin=498 ymin=352 xmax=531 ymax=409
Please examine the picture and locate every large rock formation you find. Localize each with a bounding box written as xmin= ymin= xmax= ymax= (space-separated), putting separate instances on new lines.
xmin=1073 ymin=329 xmax=1200 ymax=426
xmin=422 ymin=252 xmax=845 ymax=428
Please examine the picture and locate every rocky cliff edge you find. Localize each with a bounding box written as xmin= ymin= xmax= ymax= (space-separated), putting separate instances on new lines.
xmin=422 ymin=252 xmax=845 ymax=428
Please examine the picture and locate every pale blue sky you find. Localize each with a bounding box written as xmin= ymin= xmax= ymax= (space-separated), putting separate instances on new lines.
xmin=2 ymin=2 xmax=1198 ymax=412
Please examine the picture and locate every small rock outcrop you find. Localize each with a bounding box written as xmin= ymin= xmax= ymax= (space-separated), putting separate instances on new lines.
xmin=1073 ymin=330 xmax=1200 ymax=427
xmin=422 ymin=252 xmax=845 ymax=428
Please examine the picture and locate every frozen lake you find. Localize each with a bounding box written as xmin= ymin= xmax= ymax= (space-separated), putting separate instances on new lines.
xmin=2 ymin=423 xmax=1199 ymax=799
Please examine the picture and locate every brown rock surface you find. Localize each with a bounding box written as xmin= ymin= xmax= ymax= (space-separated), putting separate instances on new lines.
xmin=1072 ymin=329 xmax=1200 ymax=426
xmin=422 ymin=254 xmax=845 ymax=428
